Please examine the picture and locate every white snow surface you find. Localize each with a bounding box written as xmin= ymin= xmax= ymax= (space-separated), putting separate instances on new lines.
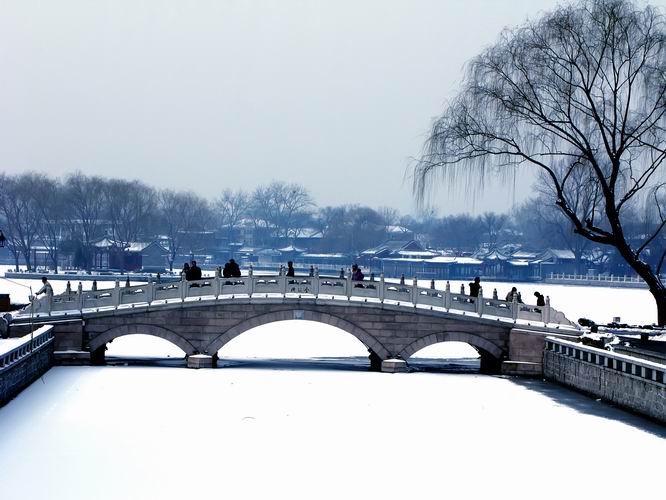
xmin=0 ymin=366 xmax=664 ymax=499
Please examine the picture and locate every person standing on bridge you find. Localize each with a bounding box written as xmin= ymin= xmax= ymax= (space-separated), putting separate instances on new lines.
xmin=190 ymin=260 xmax=202 ymax=281
xmin=351 ymin=264 xmax=364 ymax=282
xmin=286 ymin=261 xmax=295 ymax=277
xmin=181 ymin=262 xmax=190 ymax=280
xmin=228 ymin=259 xmax=241 ymax=278
xmin=534 ymin=291 xmax=546 ymax=307
xmin=34 ymin=277 xmax=53 ymax=300
xmin=469 ymin=276 xmax=481 ymax=300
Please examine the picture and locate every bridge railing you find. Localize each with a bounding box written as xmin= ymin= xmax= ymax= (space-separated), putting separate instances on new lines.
xmin=23 ymin=271 xmax=577 ymax=328
xmin=0 ymin=325 xmax=54 ymax=372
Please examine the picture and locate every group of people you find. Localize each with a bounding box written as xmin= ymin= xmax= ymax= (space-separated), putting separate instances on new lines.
xmin=222 ymin=259 xmax=241 ymax=278
xmin=468 ymin=277 xmax=546 ymax=306
xmin=181 ymin=260 xmax=202 ymax=281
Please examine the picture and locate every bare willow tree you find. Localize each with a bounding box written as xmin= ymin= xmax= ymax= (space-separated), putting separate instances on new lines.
xmin=415 ymin=0 xmax=666 ymax=324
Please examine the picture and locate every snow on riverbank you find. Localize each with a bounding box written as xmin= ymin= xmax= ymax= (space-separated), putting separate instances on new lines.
xmin=0 ymin=366 xmax=663 ymax=499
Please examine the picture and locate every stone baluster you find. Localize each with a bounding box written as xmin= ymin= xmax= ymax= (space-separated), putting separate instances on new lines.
xmin=379 ymin=273 xmax=385 ymax=303
xmin=346 ymin=268 xmax=352 ymax=300
xmin=492 ymin=288 xmax=498 ymax=300
xmin=460 ymin=283 xmax=465 ymax=295
xmin=445 ymin=281 xmax=451 ymax=310
xmin=280 ymin=272 xmax=287 ymax=296
xmin=66 ymin=281 xmax=72 ymax=295
xmin=411 ymin=277 xmax=418 ymax=307
xmin=113 ymin=280 xmax=121 ymax=308
xmin=511 ymin=293 xmax=518 ymax=321
xmin=92 ymin=280 xmax=98 ymax=292
xmin=400 ymin=274 xmax=405 ymax=285
xmin=543 ymin=296 xmax=552 ymax=324
xmin=430 ymin=279 xmax=435 ymax=290
xmin=77 ymin=282 xmax=84 ymax=311
xmin=313 ymin=267 xmax=319 ymax=298
xmin=156 ymin=272 xmax=161 ymax=284
xmin=146 ymin=280 xmax=155 ymax=304
xmin=248 ymin=266 xmax=254 ymax=297
xmin=213 ymin=267 xmax=221 ymax=297
xmin=125 ymin=277 xmax=130 ymax=288
xmin=180 ymin=272 xmax=187 ymax=301
xmin=476 ymin=287 xmax=484 ymax=316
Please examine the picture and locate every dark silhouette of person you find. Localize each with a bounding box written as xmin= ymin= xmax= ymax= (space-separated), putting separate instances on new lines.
xmin=222 ymin=262 xmax=231 ymax=278
xmin=286 ymin=261 xmax=295 ymax=277
xmin=469 ymin=276 xmax=481 ymax=298
xmin=182 ymin=262 xmax=191 ymax=280
xmin=228 ymin=259 xmax=241 ymax=278
xmin=190 ymin=260 xmax=202 ymax=280
xmin=351 ymin=264 xmax=364 ymax=282
xmin=534 ymin=291 xmax=546 ymax=307
xmin=505 ymin=286 xmax=518 ymax=302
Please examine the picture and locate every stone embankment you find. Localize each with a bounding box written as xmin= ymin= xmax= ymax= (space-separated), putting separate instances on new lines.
xmin=544 ymin=337 xmax=666 ymax=423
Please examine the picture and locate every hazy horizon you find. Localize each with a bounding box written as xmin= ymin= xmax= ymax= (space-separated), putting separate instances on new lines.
xmin=3 ymin=0 xmax=666 ymax=215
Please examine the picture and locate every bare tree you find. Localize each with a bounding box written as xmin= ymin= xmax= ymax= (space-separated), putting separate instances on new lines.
xmin=215 ymin=189 xmax=250 ymax=243
xmin=65 ymin=172 xmax=107 ymax=269
xmin=0 ymin=174 xmax=42 ymax=271
xmin=480 ymin=212 xmax=509 ymax=247
xmin=415 ymin=0 xmax=666 ymax=324
xmin=158 ymin=190 xmax=210 ymax=271
xmin=31 ymin=175 xmax=66 ymax=272
xmin=104 ymin=179 xmax=156 ymax=269
xmin=249 ymin=182 xmax=313 ymax=243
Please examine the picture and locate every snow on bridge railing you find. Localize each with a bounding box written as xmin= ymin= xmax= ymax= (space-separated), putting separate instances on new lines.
xmin=545 ymin=337 xmax=666 ymax=385
xmin=20 ymin=269 xmax=577 ymax=328
xmin=0 ymin=325 xmax=54 ymax=372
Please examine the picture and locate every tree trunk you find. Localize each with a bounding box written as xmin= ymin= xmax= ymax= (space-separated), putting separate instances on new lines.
xmin=618 ymin=245 xmax=666 ymax=326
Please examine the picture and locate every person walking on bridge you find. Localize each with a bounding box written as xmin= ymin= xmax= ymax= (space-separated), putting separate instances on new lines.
xmin=34 ymin=277 xmax=53 ymax=300
xmin=190 ymin=260 xmax=202 ymax=281
xmin=286 ymin=261 xmax=295 ymax=277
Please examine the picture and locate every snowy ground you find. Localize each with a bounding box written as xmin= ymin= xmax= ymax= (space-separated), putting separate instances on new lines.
xmin=0 ymin=365 xmax=664 ymax=500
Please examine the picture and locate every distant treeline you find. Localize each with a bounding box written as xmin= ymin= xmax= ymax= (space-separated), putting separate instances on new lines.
xmin=0 ymin=171 xmax=662 ymax=273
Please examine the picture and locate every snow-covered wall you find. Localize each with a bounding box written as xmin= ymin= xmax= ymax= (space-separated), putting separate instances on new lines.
xmin=544 ymin=341 xmax=666 ymax=423
xmin=0 ymin=340 xmax=53 ymax=407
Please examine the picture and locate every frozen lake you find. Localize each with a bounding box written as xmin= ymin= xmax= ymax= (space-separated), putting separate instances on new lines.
xmin=0 ymin=365 xmax=664 ymax=499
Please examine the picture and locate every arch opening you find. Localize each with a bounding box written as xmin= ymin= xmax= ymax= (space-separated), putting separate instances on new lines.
xmin=408 ymin=342 xmax=481 ymax=373
xmin=398 ymin=332 xmax=504 ymax=374
xmin=88 ymin=324 xmax=194 ymax=366
xmin=216 ymin=319 xmax=375 ymax=371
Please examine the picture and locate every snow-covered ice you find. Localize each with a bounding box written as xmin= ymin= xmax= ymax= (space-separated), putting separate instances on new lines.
xmin=0 ymin=365 xmax=663 ymax=500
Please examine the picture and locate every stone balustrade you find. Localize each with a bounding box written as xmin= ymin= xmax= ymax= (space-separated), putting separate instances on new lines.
xmin=0 ymin=325 xmax=54 ymax=371
xmin=20 ymin=270 xmax=576 ymax=328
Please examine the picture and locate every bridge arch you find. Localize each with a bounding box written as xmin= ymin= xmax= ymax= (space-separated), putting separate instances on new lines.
xmin=88 ymin=324 xmax=198 ymax=356
xmin=397 ymin=331 xmax=504 ymax=363
xmin=204 ymin=309 xmax=391 ymax=360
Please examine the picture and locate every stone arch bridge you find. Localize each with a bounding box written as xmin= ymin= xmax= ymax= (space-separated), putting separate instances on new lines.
xmin=11 ymin=273 xmax=581 ymax=374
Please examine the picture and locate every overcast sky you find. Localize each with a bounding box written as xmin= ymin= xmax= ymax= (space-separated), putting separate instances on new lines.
xmin=2 ymin=0 xmax=664 ymax=216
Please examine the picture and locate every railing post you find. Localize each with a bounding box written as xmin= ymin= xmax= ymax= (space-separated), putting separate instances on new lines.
xmin=113 ymin=279 xmax=121 ymax=308
xmin=213 ymin=266 xmax=221 ymax=297
xmin=346 ymin=268 xmax=352 ymax=300
xmin=180 ymin=273 xmax=187 ymax=302
xmin=411 ymin=277 xmax=418 ymax=307
xmin=460 ymin=283 xmax=465 ymax=295
xmin=492 ymin=288 xmax=498 ymax=300
xmin=511 ymin=294 xmax=518 ymax=321
xmin=146 ymin=280 xmax=155 ymax=304
xmin=280 ymin=273 xmax=287 ymax=296
xmin=379 ymin=273 xmax=385 ymax=303
xmin=313 ymin=267 xmax=319 ymax=298
xmin=66 ymin=281 xmax=72 ymax=295
xmin=248 ymin=266 xmax=254 ymax=297
xmin=77 ymin=282 xmax=84 ymax=311
xmin=476 ymin=287 xmax=484 ymax=316
xmin=543 ymin=296 xmax=552 ymax=324
xmin=445 ymin=281 xmax=451 ymax=310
